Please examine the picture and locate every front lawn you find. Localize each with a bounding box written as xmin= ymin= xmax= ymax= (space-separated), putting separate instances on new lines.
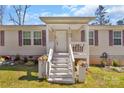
xmin=0 ymin=65 xmax=124 ymax=88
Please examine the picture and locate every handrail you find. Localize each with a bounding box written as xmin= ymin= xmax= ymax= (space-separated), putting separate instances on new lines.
xmin=48 ymin=48 xmax=53 ymax=62
xmin=69 ymin=44 xmax=75 ymax=62
xmin=69 ymin=44 xmax=75 ymax=83
xmin=71 ymin=42 xmax=85 ymax=53
xmin=71 ymin=41 xmax=85 ymax=45
xmin=47 ymin=48 xmax=53 ymax=77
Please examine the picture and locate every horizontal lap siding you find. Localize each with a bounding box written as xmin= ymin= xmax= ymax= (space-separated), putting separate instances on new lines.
xmin=0 ymin=29 xmax=46 ymax=56
xmin=90 ymin=29 xmax=124 ymax=64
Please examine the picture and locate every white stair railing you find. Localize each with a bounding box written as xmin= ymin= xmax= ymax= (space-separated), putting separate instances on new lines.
xmin=69 ymin=44 xmax=75 ymax=83
xmin=47 ymin=48 xmax=53 ymax=77
xmin=71 ymin=42 xmax=85 ymax=53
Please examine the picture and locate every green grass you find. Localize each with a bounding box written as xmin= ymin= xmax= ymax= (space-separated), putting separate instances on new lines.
xmin=0 ymin=65 xmax=124 ymax=88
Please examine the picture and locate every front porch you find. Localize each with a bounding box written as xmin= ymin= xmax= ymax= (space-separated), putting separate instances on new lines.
xmin=40 ymin=17 xmax=95 ymax=84
xmin=46 ymin=23 xmax=89 ymax=65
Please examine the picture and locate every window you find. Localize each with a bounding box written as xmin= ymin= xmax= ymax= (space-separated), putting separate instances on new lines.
xmin=113 ymin=31 xmax=121 ymax=45
xmin=23 ymin=32 xmax=31 ymax=45
xmin=34 ymin=32 xmax=41 ymax=45
xmin=89 ymin=31 xmax=94 ymax=45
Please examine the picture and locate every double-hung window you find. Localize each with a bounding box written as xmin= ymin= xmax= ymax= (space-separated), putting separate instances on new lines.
xmin=113 ymin=31 xmax=121 ymax=45
xmin=23 ymin=32 xmax=31 ymax=45
xmin=34 ymin=31 xmax=41 ymax=45
xmin=89 ymin=31 xmax=94 ymax=45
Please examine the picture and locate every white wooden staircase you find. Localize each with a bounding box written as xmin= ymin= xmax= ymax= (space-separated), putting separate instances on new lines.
xmin=48 ymin=53 xmax=74 ymax=84
xmin=47 ymin=45 xmax=75 ymax=84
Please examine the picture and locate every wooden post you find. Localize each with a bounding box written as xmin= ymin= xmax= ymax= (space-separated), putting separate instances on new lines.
xmin=77 ymin=66 xmax=86 ymax=82
xmin=46 ymin=24 xmax=49 ymax=54
xmin=84 ymin=24 xmax=90 ymax=67
xmin=38 ymin=60 xmax=46 ymax=79
xmin=68 ymin=24 xmax=72 ymax=51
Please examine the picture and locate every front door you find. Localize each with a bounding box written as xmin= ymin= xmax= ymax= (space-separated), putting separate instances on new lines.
xmin=55 ymin=31 xmax=67 ymax=52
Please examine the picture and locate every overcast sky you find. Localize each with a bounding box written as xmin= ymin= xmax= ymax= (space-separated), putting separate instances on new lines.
xmin=3 ymin=5 xmax=124 ymax=25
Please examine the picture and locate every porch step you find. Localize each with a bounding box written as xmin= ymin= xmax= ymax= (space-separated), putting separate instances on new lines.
xmin=54 ymin=53 xmax=69 ymax=56
xmin=51 ymin=68 xmax=72 ymax=73
xmin=51 ymin=64 xmax=69 ymax=68
xmin=50 ymin=72 xmax=72 ymax=76
xmin=52 ymin=60 xmax=69 ymax=64
xmin=49 ymin=73 xmax=72 ymax=78
xmin=53 ymin=55 xmax=69 ymax=58
xmin=48 ymin=77 xmax=74 ymax=84
xmin=51 ymin=68 xmax=71 ymax=71
xmin=48 ymin=52 xmax=74 ymax=84
xmin=53 ymin=57 xmax=69 ymax=61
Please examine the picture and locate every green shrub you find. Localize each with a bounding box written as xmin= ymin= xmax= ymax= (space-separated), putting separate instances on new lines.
xmin=112 ymin=60 xmax=120 ymax=67
xmin=101 ymin=60 xmax=106 ymax=67
xmin=34 ymin=59 xmax=38 ymax=64
xmin=14 ymin=54 xmax=20 ymax=61
xmin=24 ymin=57 xmax=28 ymax=63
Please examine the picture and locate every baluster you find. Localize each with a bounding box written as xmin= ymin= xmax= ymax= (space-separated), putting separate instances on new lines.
xmin=81 ymin=46 xmax=83 ymax=52
xmin=78 ymin=44 xmax=80 ymax=52
xmin=79 ymin=45 xmax=81 ymax=52
xmin=73 ymin=45 xmax=74 ymax=52
xmin=76 ymin=44 xmax=78 ymax=52
xmin=74 ymin=45 xmax=75 ymax=52
xmin=82 ymin=44 xmax=84 ymax=52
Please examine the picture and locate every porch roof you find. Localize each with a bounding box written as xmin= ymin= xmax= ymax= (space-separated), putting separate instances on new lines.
xmin=39 ymin=17 xmax=95 ymax=24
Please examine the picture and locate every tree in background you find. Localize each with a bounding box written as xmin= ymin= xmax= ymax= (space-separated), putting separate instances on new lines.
xmin=9 ymin=5 xmax=31 ymax=25
xmin=116 ymin=18 xmax=124 ymax=25
xmin=0 ymin=5 xmax=6 ymax=25
xmin=93 ymin=5 xmax=110 ymax=25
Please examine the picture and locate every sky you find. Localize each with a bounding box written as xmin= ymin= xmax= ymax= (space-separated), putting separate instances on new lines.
xmin=3 ymin=5 xmax=124 ymax=25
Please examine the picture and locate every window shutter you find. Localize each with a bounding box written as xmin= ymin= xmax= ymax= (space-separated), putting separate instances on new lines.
xmin=0 ymin=31 xmax=1 ymax=46
xmin=109 ymin=30 xmax=113 ymax=46
xmin=1 ymin=31 xmax=4 ymax=46
xmin=18 ymin=30 xmax=22 ymax=46
xmin=95 ymin=30 xmax=98 ymax=46
xmin=81 ymin=30 xmax=85 ymax=42
xmin=42 ymin=30 xmax=46 ymax=46
xmin=123 ymin=30 xmax=124 ymax=46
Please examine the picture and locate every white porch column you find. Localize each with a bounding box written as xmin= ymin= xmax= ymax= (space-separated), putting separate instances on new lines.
xmin=68 ymin=24 xmax=72 ymax=52
xmin=46 ymin=24 xmax=49 ymax=54
xmin=68 ymin=24 xmax=71 ymax=44
xmin=84 ymin=24 xmax=90 ymax=67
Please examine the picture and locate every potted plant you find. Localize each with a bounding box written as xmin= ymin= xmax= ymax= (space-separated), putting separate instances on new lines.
xmin=76 ymin=60 xmax=87 ymax=83
xmin=38 ymin=55 xmax=48 ymax=79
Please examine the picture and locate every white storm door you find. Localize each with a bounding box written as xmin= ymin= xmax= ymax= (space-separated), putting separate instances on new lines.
xmin=55 ymin=31 xmax=67 ymax=52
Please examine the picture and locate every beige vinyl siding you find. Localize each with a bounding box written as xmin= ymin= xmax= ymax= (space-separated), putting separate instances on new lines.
xmin=0 ymin=25 xmax=46 ymax=56
xmin=1 ymin=25 xmax=124 ymax=57
xmin=71 ymin=30 xmax=81 ymax=42
xmin=89 ymin=26 xmax=124 ymax=56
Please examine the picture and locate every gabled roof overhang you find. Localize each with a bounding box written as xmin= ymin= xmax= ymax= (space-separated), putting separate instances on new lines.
xmin=39 ymin=17 xmax=95 ymax=24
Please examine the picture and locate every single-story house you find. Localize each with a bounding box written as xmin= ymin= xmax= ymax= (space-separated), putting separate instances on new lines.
xmin=1 ymin=17 xmax=124 ymax=83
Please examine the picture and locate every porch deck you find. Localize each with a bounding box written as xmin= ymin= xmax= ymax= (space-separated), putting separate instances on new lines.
xmin=71 ymin=42 xmax=89 ymax=59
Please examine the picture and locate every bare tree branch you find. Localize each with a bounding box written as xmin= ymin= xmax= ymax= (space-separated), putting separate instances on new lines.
xmin=9 ymin=5 xmax=31 ymax=25
xmin=9 ymin=13 xmax=19 ymax=25
xmin=22 ymin=5 xmax=31 ymax=25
